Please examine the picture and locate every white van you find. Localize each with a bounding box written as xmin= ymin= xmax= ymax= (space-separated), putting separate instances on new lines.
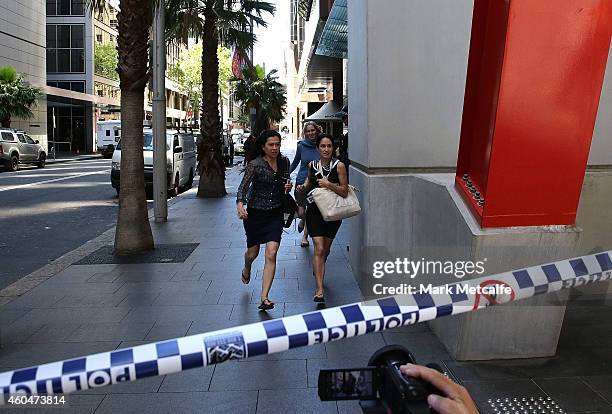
xmin=110 ymin=128 xmax=197 ymax=197
xmin=96 ymin=120 xmax=121 ymax=158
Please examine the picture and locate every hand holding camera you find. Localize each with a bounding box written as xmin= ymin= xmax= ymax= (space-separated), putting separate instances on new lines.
xmin=399 ymin=364 xmax=478 ymax=414
xmin=318 ymin=345 xmax=478 ymax=414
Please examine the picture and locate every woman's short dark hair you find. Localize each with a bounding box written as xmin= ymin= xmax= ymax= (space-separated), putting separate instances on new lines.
xmin=316 ymin=133 xmax=335 ymax=149
xmin=257 ymin=129 xmax=282 ymax=157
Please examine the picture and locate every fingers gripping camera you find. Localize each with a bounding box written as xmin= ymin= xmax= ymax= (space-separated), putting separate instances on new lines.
xmin=318 ymin=345 xmax=478 ymax=414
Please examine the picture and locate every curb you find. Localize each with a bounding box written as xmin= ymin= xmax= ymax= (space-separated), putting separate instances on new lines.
xmin=46 ymin=155 xmax=104 ymax=164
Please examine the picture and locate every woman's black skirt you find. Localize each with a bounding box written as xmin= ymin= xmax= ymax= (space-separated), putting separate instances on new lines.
xmin=305 ymin=203 xmax=342 ymax=239
xmin=244 ymin=207 xmax=284 ymax=247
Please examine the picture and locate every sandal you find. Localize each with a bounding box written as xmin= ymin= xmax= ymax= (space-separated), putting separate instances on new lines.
xmin=241 ymin=268 xmax=251 ymax=285
xmin=300 ymin=240 xmax=309 ymax=247
xmin=313 ymin=293 xmax=325 ymax=303
xmin=258 ymin=298 xmax=275 ymax=310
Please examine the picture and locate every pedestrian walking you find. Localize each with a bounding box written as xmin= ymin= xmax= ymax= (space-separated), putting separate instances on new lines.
xmin=236 ymin=129 xmax=293 ymax=310
xmin=296 ymin=134 xmax=349 ymax=302
xmin=289 ymin=121 xmax=322 ymax=247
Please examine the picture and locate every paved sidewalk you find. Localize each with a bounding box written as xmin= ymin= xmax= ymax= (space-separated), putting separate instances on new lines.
xmin=1 ymin=154 xmax=612 ymax=413
xmin=46 ymin=153 xmax=103 ymax=164
xmin=0 ymin=163 xmax=405 ymax=414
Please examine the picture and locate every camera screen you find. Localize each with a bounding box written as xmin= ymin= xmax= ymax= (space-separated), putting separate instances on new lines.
xmin=319 ymin=368 xmax=376 ymax=400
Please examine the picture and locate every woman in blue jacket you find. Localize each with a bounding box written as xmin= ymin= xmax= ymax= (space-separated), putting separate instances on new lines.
xmin=290 ymin=121 xmax=322 ymax=247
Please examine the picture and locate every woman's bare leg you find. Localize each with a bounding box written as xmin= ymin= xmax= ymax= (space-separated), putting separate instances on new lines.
xmin=312 ymin=236 xmax=327 ymax=296
xmin=243 ymin=244 xmax=259 ymax=281
xmin=298 ymin=206 xmax=309 ymax=246
xmin=261 ymin=241 xmax=280 ymax=301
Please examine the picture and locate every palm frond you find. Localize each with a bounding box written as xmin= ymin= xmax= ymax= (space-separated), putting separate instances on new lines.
xmin=0 ymin=68 xmax=41 ymax=124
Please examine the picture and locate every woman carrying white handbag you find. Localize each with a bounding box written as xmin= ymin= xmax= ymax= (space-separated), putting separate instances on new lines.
xmin=296 ymin=134 xmax=351 ymax=303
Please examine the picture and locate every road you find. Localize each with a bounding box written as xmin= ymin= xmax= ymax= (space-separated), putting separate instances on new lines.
xmin=0 ymin=159 xmax=138 ymax=289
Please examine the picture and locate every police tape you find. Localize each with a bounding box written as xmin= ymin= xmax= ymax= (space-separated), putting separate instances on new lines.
xmin=1 ymin=250 xmax=611 ymax=402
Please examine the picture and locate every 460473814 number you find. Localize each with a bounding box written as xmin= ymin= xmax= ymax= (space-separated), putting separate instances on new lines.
xmin=6 ymin=395 xmax=67 ymax=406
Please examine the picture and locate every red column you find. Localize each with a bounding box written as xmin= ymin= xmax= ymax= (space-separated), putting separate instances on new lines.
xmin=456 ymin=0 xmax=612 ymax=228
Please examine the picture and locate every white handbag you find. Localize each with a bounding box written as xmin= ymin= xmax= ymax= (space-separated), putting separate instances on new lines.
xmin=308 ymin=160 xmax=361 ymax=222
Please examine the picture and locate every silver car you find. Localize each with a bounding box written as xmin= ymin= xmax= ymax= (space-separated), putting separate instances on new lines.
xmin=0 ymin=128 xmax=47 ymax=171
xmin=111 ymin=129 xmax=197 ymax=197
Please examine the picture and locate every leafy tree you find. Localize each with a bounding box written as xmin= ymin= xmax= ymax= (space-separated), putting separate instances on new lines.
xmin=232 ymin=65 xmax=287 ymax=137
xmin=165 ymin=0 xmax=275 ymax=198
xmin=172 ymin=44 xmax=232 ymax=124
xmin=94 ymin=43 xmax=119 ymax=80
xmin=0 ymin=66 xmax=41 ymax=128
xmin=218 ymin=46 xmax=233 ymax=96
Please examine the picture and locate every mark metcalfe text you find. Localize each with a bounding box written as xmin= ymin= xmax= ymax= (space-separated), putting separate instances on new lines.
xmin=372 ymin=283 xmax=512 ymax=296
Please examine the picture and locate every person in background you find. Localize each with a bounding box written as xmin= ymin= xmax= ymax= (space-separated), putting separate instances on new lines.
xmin=296 ymin=134 xmax=348 ymax=302
xmin=289 ymin=121 xmax=322 ymax=247
xmin=243 ymin=133 xmax=258 ymax=165
xmin=236 ymin=130 xmax=293 ymax=310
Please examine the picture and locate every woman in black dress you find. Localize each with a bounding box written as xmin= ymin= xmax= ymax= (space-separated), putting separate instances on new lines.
xmin=236 ymin=130 xmax=293 ymax=310
xmin=296 ymin=134 xmax=349 ymax=302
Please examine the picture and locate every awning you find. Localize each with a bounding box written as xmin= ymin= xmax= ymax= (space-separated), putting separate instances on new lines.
xmin=43 ymin=85 xmax=120 ymax=107
xmin=315 ymin=0 xmax=347 ymax=59
xmin=303 ymin=101 xmax=343 ymax=123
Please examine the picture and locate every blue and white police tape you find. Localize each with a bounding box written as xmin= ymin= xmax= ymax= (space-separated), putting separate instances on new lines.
xmin=1 ymin=250 xmax=611 ymax=402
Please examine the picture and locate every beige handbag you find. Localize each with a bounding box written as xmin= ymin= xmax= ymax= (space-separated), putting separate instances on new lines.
xmin=308 ymin=160 xmax=361 ymax=221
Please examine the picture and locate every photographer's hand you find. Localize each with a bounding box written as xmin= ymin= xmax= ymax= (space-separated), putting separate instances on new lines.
xmin=399 ymin=364 xmax=479 ymax=414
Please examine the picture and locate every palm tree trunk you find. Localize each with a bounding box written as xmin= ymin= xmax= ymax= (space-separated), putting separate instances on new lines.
xmin=197 ymin=5 xmax=226 ymax=198
xmin=114 ymin=0 xmax=154 ymax=255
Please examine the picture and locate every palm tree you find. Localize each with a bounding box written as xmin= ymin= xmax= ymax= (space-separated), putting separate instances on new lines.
xmin=0 ymin=66 xmax=41 ymax=128
xmin=112 ymin=0 xmax=157 ymax=254
xmin=232 ymin=65 xmax=287 ymax=137
xmin=89 ymin=0 xmax=155 ymax=254
xmin=165 ymin=0 xmax=275 ymax=198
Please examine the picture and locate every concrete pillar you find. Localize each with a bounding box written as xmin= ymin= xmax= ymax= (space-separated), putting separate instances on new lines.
xmin=85 ymin=102 xmax=94 ymax=153
xmin=346 ymin=0 xmax=612 ymax=360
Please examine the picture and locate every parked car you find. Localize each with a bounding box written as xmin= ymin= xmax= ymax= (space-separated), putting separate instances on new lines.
xmin=96 ymin=120 xmax=121 ymax=158
xmin=111 ymin=129 xmax=196 ymax=197
xmin=0 ymin=128 xmax=47 ymax=171
xmin=232 ymin=132 xmax=245 ymax=155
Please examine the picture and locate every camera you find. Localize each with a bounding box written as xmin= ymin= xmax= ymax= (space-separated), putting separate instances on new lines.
xmin=318 ymin=345 xmax=450 ymax=414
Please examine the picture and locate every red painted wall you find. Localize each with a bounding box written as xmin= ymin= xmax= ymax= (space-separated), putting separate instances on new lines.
xmin=456 ymin=0 xmax=612 ymax=228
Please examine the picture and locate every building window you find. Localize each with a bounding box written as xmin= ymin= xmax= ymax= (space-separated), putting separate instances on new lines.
xmin=47 ymin=81 xmax=86 ymax=93
xmin=46 ymin=0 xmax=85 ymax=16
xmin=94 ymin=2 xmax=119 ymax=27
xmin=46 ymin=24 xmax=85 ymax=73
xmin=94 ymin=81 xmax=120 ymax=99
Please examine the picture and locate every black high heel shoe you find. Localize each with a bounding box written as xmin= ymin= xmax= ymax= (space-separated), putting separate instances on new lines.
xmin=313 ymin=293 xmax=325 ymax=303
xmin=241 ymin=269 xmax=251 ymax=284
xmin=258 ymin=298 xmax=275 ymax=310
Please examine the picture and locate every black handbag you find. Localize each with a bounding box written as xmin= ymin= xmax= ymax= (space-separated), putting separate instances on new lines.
xmin=280 ymin=157 xmax=297 ymax=228
xmin=282 ymin=193 xmax=298 ymax=228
